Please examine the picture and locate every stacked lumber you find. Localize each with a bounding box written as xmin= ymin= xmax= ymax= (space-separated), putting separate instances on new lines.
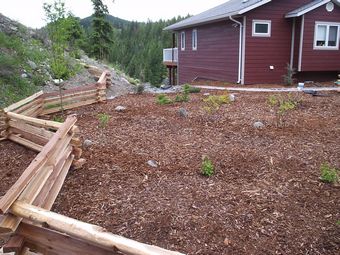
xmin=0 ymin=109 xmax=7 ymax=140
xmin=4 ymin=91 xmax=44 ymax=117
xmin=41 ymin=71 xmax=111 ymax=115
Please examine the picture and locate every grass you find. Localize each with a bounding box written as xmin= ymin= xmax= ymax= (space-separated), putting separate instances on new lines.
xmin=98 ymin=113 xmax=111 ymax=128
xmin=320 ymin=163 xmax=339 ymax=184
xmin=203 ymin=94 xmax=230 ymax=113
xmin=183 ymin=84 xmax=201 ymax=94
xmin=201 ymin=156 xmax=214 ymax=177
xmin=156 ymin=94 xmax=173 ymax=105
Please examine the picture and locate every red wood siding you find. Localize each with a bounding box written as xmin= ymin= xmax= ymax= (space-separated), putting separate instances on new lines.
xmin=178 ymin=21 xmax=239 ymax=84
xmin=244 ymin=0 xmax=311 ymax=84
xmin=301 ymin=4 xmax=340 ymax=71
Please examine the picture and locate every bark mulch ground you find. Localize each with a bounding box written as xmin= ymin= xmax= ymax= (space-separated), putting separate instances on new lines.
xmin=1 ymin=91 xmax=339 ymax=254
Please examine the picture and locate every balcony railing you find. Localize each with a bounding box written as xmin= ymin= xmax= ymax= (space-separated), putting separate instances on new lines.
xmin=163 ymin=48 xmax=178 ymax=64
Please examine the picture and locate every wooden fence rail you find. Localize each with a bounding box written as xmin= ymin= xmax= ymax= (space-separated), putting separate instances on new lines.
xmin=0 ymin=71 xmax=185 ymax=255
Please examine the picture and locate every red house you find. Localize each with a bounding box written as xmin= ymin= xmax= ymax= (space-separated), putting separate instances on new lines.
xmin=163 ymin=0 xmax=340 ymax=85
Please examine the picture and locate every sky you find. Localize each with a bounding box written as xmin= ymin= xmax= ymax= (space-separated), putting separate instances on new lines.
xmin=0 ymin=0 xmax=227 ymax=28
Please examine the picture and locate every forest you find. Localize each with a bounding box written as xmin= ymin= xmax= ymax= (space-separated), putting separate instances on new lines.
xmin=80 ymin=15 xmax=186 ymax=86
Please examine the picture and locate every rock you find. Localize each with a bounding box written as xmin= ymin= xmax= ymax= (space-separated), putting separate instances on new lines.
xmin=229 ymin=94 xmax=236 ymax=102
xmin=21 ymin=73 xmax=28 ymax=78
xmin=223 ymin=238 xmax=232 ymax=246
xmin=253 ymin=121 xmax=265 ymax=129
xmin=53 ymin=79 xmax=64 ymax=85
xmin=203 ymin=93 xmax=210 ymax=96
xmin=115 ymin=106 xmax=126 ymax=112
xmin=178 ymin=108 xmax=188 ymax=118
xmin=83 ymin=139 xmax=93 ymax=149
xmin=147 ymin=160 xmax=158 ymax=168
xmin=27 ymin=60 xmax=37 ymax=70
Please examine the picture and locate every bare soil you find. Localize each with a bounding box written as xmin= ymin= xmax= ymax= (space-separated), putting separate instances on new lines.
xmin=1 ymin=91 xmax=340 ymax=254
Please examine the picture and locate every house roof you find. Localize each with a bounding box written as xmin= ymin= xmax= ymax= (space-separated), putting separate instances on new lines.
xmin=164 ymin=0 xmax=271 ymax=31
xmin=285 ymin=0 xmax=335 ymax=18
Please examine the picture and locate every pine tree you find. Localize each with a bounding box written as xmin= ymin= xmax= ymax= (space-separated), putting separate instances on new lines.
xmin=90 ymin=0 xmax=114 ymax=60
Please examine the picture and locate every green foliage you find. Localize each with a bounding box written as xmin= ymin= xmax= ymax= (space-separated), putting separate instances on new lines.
xmin=183 ymin=84 xmax=201 ymax=94
xmin=268 ymin=94 xmax=301 ymax=127
xmin=89 ymin=0 xmax=115 ymax=60
xmin=337 ymin=220 xmax=340 ymax=225
xmin=135 ymin=84 xmax=145 ymax=94
xmin=201 ymin=156 xmax=214 ymax=177
xmin=98 ymin=113 xmax=110 ymax=128
xmin=156 ymin=94 xmax=173 ymax=105
xmin=127 ymin=76 xmax=140 ymax=85
xmin=320 ymin=163 xmax=339 ymax=184
xmin=52 ymin=115 xmax=64 ymax=123
xmin=175 ymin=92 xmax=189 ymax=103
xmin=282 ymin=63 xmax=296 ymax=86
xmin=203 ymin=94 xmax=230 ymax=113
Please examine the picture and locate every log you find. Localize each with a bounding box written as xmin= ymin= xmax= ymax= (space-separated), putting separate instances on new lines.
xmin=11 ymin=201 xmax=185 ymax=255
xmin=43 ymin=93 xmax=98 ymax=112
xmin=4 ymin=91 xmax=44 ymax=113
xmin=18 ymin=223 xmax=114 ymax=255
xmin=14 ymin=98 xmax=43 ymax=115
xmin=8 ymin=134 xmax=43 ymax=152
xmin=43 ymin=84 xmax=97 ymax=98
xmin=21 ymin=103 xmax=43 ymax=117
xmin=7 ymin=112 xmax=62 ymax=130
xmin=0 ymin=115 xmax=77 ymax=214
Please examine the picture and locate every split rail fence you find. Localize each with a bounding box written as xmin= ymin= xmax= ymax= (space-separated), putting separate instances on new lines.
xmin=0 ymin=71 xmax=184 ymax=255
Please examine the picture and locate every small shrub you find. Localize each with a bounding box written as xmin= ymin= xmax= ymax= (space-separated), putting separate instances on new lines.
xmin=127 ymin=76 xmax=140 ymax=85
xmin=175 ymin=93 xmax=189 ymax=103
xmin=337 ymin=220 xmax=340 ymax=226
xmin=183 ymin=84 xmax=201 ymax=93
xmin=157 ymin=94 xmax=173 ymax=105
xmin=282 ymin=63 xmax=296 ymax=86
xmin=98 ymin=113 xmax=110 ymax=128
xmin=135 ymin=84 xmax=145 ymax=94
xmin=268 ymin=94 xmax=301 ymax=127
xmin=201 ymin=156 xmax=214 ymax=177
xmin=203 ymin=94 xmax=230 ymax=113
xmin=320 ymin=163 xmax=339 ymax=183
xmin=52 ymin=115 xmax=64 ymax=123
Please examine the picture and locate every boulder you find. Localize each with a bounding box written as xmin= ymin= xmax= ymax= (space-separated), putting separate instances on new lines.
xmin=253 ymin=121 xmax=265 ymax=129
xmin=178 ymin=108 xmax=188 ymax=118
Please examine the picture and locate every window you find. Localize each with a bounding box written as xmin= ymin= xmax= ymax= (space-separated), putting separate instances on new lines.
xmin=252 ymin=20 xmax=271 ymax=37
xmin=314 ymin=22 xmax=340 ymax=50
xmin=192 ymin=29 xmax=198 ymax=50
xmin=181 ymin=31 xmax=185 ymax=51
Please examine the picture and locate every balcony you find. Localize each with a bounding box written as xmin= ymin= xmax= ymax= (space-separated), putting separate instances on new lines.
xmin=163 ymin=48 xmax=178 ymax=66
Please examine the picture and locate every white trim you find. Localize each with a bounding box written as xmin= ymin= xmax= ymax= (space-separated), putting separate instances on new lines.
xmin=290 ymin=18 xmax=296 ymax=68
xmin=285 ymin=0 xmax=330 ymax=18
xmin=252 ymin=20 xmax=271 ymax=37
xmin=298 ymin=15 xmax=305 ymax=72
xmin=313 ymin=22 xmax=340 ymax=50
xmin=241 ymin=16 xmax=246 ymax=85
xmin=192 ymin=29 xmax=198 ymax=51
xmin=180 ymin=31 xmax=185 ymax=51
xmin=238 ymin=0 xmax=272 ymax=15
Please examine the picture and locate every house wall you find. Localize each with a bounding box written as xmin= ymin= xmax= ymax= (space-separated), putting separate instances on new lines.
xmin=301 ymin=4 xmax=340 ymax=71
xmin=178 ymin=20 xmax=239 ymax=84
xmin=244 ymin=0 xmax=311 ymax=84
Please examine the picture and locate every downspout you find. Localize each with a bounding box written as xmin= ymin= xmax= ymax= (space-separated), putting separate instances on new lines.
xmin=229 ymin=16 xmax=243 ymax=84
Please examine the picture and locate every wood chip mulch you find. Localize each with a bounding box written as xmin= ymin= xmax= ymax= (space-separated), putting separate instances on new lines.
xmin=1 ymin=91 xmax=339 ymax=254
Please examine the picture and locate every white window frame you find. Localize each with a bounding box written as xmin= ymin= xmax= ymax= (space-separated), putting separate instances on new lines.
xmin=252 ymin=20 xmax=271 ymax=37
xmin=313 ymin=21 xmax=340 ymax=50
xmin=180 ymin=31 xmax=186 ymax=51
xmin=192 ymin=29 xmax=198 ymax=51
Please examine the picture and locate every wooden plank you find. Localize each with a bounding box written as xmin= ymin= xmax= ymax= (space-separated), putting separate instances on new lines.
xmin=9 ymin=127 xmax=49 ymax=146
xmin=41 ymin=154 xmax=74 ymax=210
xmin=44 ymin=89 xmax=98 ymax=103
xmin=33 ymin=147 xmax=72 ymax=208
xmin=11 ymin=201 xmax=186 ymax=255
xmin=4 ymin=91 xmax=44 ymax=113
xmin=0 ymin=115 xmax=77 ymax=214
xmin=14 ymin=99 xmax=43 ymax=115
xmin=9 ymin=120 xmax=55 ymax=140
xmin=43 ymin=93 xmax=97 ymax=110
xmin=2 ymin=235 xmax=25 ymax=253
xmin=18 ymin=223 xmax=114 ymax=255
xmin=0 ymin=165 xmax=53 ymax=234
xmin=41 ymin=98 xmax=98 ymax=115
xmin=8 ymin=134 xmax=43 ymax=152
xmin=42 ymin=84 xmax=97 ymax=98
xmin=7 ymin=112 xmax=62 ymax=130
xmin=21 ymin=104 xmax=43 ymax=117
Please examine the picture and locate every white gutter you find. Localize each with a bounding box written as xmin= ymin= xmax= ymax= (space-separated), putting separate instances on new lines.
xmin=229 ymin=16 xmax=243 ymax=84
